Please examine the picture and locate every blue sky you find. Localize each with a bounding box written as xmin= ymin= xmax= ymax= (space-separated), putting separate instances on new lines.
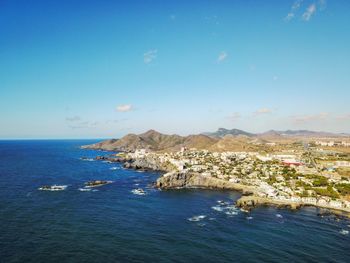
xmin=1 ymin=0 xmax=350 ymax=139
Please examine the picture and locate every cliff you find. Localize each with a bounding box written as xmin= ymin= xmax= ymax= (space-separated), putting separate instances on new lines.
xmin=156 ymin=171 xmax=257 ymax=193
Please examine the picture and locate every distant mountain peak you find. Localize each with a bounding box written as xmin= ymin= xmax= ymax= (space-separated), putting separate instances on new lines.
xmin=203 ymin=128 xmax=255 ymax=138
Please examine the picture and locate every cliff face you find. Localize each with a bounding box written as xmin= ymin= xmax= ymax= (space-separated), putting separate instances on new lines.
xmin=156 ymin=171 xmax=257 ymax=193
xmin=124 ymin=155 xmax=176 ymax=172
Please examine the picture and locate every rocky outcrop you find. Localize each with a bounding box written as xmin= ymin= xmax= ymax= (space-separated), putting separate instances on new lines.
xmin=122 ymin=155 xmax=176 ymax=172
xmin=236 ymin=196 xmax=301 ymax=210
xmin=156 ymin=171 xmax=258 ymax=192
xmin=95 ymin=155 xmax=132 ymax=162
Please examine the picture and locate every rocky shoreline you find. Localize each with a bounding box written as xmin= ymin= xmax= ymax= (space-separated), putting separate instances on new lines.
xmin=90 ymin=153 xmax=350 ymax=217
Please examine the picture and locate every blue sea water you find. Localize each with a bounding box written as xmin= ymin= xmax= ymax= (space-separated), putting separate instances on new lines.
xmin=0 ymin=140 xmax=350 ymax=263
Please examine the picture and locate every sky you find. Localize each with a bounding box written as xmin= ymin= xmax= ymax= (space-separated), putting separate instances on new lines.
xmin=1 ymin=0 xmax=350 ymax=139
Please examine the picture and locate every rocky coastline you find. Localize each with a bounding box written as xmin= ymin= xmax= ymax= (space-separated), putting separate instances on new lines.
xmin=91 ymin=153 xmax=350 ymax=217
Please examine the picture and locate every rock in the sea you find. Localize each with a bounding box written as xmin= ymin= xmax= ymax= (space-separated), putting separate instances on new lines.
xmin=123 ymin=162 xmax=132 ymax=169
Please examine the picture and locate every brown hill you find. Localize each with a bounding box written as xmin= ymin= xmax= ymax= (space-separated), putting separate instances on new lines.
xmin=210 ymin=135 xmax=262 ymax=152
xmin=82 ymin=130 xmax=217 ymax=152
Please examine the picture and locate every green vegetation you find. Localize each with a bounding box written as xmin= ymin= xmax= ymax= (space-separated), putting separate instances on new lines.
xmin=298 ymin=190 xmax=310 ymax=198
xmin=267 ymin=175 xmax=277 ymax=185
xmin=314 ymin=186 xmax=339 ymax=199
xmin=334 ymin=183 xmax=350 ymax=196
xmin=312 ymin=176 xmax=328 ymax=187
xmin=296 ymin=180 xmax=312 ymax=190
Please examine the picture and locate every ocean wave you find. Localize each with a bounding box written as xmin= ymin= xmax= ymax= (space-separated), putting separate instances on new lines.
xmin=225 ymin=210 xmax=238 ymax=216
xmin=80 ymin=158 xmax=94 ymax=162
xmin=212 ymin=203 xmax=240 ymax=217
xmin=217 ymin=200 xmax=230 ymax=205
xmin=188 ymin=215 xmax=206 ymax=222
xmin=38 ymin=185 xmax=67 ymax=191
xmin=276 ymin=214 xmax=283 ymax=218
xmin=340 ymin=229 xmax=349 ymax=235
xmin=109 ymin=167 xmax=119 ymax=170
xmin=78 ymin=188 xmax=91 ymax=192
xmin=211 ymin=206 xmax=224 ymax=212
xmin=131 ymin=188 xmax=146 ymax=195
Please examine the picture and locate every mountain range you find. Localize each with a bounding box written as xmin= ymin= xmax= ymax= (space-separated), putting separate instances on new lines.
xmin=83 ymin=128 xmax=349 ymax=153
xmin=203 ymin=128 xmax=348 ymax=138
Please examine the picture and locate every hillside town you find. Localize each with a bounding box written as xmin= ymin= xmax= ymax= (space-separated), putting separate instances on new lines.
xmin=125 ymin=145 xmax=350 ymax=213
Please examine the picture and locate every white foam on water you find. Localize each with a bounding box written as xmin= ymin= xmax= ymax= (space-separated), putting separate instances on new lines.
xmin=211 ymin=206 xmax=224 ymax=212
xmin=225 ymin=206 xmax=239 ymax=216
xmin=212 ymin=203 xmax=239 ymax=217
xmin=110 ymin=167 xmax=119 ymax=170
xmin=38 ymin=185 xmax=68 ymax=191
xmin=131 ymin=189 xmax=146 ymax=195
xmin=246 ymin=216 xmax=253 ymax=220
xmin=340 ymin=229 xmax=349 ymax=235
xmin=188 ymin=215 xmax=206 ymax=222
xmin=225 ymin=211 xmax=238 ymax=216
xmin=276 ymin=214 xmax=283 ymax=218
xmin=78 ymin=188 xmax=91 ymax=192
xmin=80 ymin=158 xmax=94 ymax=162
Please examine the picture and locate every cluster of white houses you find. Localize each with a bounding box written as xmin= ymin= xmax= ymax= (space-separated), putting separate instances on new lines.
xmin=128 ymin=148 xmax=350 ymax=211
xmin=315 ymin=140 xmax=350 ymax=147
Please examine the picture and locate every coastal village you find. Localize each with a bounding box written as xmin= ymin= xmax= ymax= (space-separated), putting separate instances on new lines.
xmin=124 ymin=143 xmax=350 ymax=213
xmin=83 ymin=129 xmax=350 ymax=214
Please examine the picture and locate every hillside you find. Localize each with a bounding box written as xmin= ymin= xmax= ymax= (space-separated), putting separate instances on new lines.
xmin=82 ymin=130 xmax=217 ymax=152
xmin=82 ymin=128 xmax=349 ymax=153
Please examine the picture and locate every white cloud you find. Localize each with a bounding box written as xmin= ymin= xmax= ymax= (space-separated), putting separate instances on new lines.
xmin=217 ymin=51 xmax=228 ymax=63
xmin=336 ymin=114 xmax=350 ymax=120
xmin=67 ymin=120 xmax=98 ymax=129
xmin=65 ymin=116 xmax=81 ymax=122
xmin=116 ymin=104 xmax=133 ymax=112
xmin=285 ymin=0 xmax=326 ymax=22
xmin=285 ymin=13 xmax=295 ymax=21
xmin=318 ymin=0 xmax=327 ymax=10
xmin=302 ymin=3 xmax=317 ymax=21
xmin=284 ymin=0 xmax=303 ymax=21
xmin=291 ymin=112 xmax=329 ymax=123
xmin=292 ymin=0 xmax=304 ymax=10
xmin=144 ymin=49 xmax=157 ymax=64
xmin=254 ymin=108 xmax=273 ymax=115
xmin=227 ymin=112 xmax=241 ymax=121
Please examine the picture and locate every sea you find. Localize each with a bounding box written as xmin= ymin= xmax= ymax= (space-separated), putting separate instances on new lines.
xmin=0 ymin=140 xmax=349 ymax=263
